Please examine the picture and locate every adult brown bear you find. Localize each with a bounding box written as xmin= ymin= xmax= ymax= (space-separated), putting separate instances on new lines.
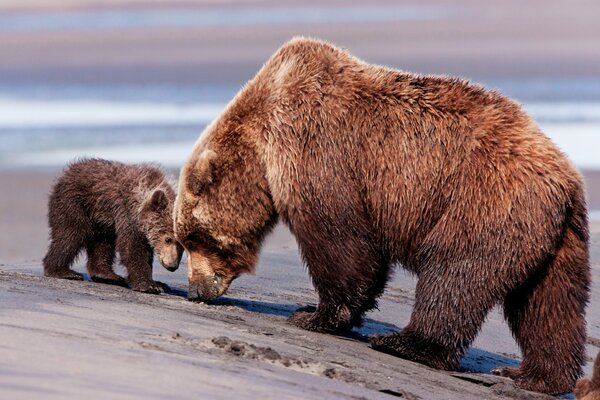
xmin=174 ymin=37 xmax=590 ymax=394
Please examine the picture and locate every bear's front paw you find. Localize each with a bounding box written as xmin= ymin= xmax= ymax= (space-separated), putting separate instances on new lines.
xmin=46 ymin=269 xmax=84 ymax=281
xmin=91 ymin=273 xmax=128 ymax=287
xmin=287 ymin=307 xmax=349 ymax=334
xmin=288 ymin=311 xmax=323 ymax=331
xmin=370 ymin=332 xmax=457 ymax=370
xmin=130 ymin=280 xmax=165 ymax=294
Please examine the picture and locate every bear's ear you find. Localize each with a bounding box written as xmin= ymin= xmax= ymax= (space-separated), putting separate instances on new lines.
xmin=187 ymin=149 xmax=217 ymax=195
xmin=144 ymin=189 xmax=168 ymax=213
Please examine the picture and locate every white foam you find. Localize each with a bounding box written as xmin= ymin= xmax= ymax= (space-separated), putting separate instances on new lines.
xmin=539 ymin=122 xmax=600 ymax=169
xmin=3 ymin=141 xmax=194 ymax=168
xmin=1 ymin=100 xmax=599 ymax=170
xmin=0 ymin=98 xmax=225 ymax=128
xmin=524 ymin=102 xmax=600 ymax=122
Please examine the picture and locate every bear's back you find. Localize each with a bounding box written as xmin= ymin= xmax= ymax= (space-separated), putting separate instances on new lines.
xmin=52 ymin=159 xmax=171 ymax=228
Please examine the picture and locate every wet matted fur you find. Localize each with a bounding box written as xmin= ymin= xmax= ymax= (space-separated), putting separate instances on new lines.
xmin=44 ymin=158 xmax=183 ymax=293
xmin=174 ymin=37 xmax=590 ymax=394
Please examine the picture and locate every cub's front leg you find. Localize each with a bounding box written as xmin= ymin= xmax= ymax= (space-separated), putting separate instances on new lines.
xmin=116 ymin=229 xmax=165 ymax=294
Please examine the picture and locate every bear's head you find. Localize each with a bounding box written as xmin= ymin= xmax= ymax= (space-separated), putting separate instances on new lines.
xmin=140 ymin=188 xmax=184 ymax=272
xmin=174 ymin=120 xmax=277 ymax=302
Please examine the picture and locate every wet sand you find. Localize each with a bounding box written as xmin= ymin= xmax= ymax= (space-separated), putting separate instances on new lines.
xmin=1 ymin=0 xmax=600 ymax=398
xmin=1 ymin=168 xmax=600 ymax=399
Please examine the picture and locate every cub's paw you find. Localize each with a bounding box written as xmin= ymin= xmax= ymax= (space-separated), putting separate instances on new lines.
xmin=46 ymin=270 xmax=84 ymax=281
xmin=155 ymin=281 xmax=171 ymax=293
xmin=91 ymin=273 xmax=127 ymax=287
xmin=130 ymin=280 xmax=165 ymax=294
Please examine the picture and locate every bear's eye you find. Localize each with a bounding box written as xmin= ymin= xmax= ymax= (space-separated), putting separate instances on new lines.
xmin=185 ymin=240 xmax=194 ymax=250
xmin=165 ymin=237 xmax=173 ymax=245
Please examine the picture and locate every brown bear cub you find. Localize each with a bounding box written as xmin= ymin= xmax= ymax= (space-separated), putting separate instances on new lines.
xmin=44 ymin=158 xmax=183 ymax=293
xmin=174 ymin=37 xmax=590 ymax=394
xmin=576 ymin=353 xmax=600 ymax=400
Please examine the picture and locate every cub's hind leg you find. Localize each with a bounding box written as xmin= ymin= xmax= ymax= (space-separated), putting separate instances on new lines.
xmin=87 ymin=234 xmax=127 ymax=287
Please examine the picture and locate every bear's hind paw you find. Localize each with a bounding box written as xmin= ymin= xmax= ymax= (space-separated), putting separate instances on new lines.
xmin=91 ymin=273 xmax=127 ymax=287
xmin=492 ymin=367 xmax=574 ymax=395
xmin=45 ymin=269 xmax=84 ymax=281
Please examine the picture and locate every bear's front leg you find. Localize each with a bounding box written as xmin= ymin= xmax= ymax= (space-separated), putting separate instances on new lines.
xmin=288 ymin=304 xmax=358 ymax=333
xmin=116 ymin=229 xmax=165 ymax=294
xmin=370 ymin=331 xmax=457 ymax=370
xmin=286 ymin=219 xmax=391 ymax=334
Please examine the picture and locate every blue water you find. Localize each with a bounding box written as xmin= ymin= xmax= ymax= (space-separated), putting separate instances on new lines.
xmin=1 ymin=79 xmax=599 ymax=169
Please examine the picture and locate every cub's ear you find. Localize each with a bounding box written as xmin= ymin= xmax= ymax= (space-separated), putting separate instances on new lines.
xmin=144 ymin=189 xmax=168 ymax=213
xmin=187 ymin=149 xmax=217 ymax=195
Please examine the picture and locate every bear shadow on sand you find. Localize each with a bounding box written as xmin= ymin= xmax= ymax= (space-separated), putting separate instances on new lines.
xmin=80 ymin=279 xmax=524 ymax=378
xmin=178 ymin=289 xmax=525 ymax=378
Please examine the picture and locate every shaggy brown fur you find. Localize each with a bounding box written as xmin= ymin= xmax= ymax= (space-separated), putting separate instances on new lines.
xmin=44 ymin=158 xmax=183 ymax=293
xmin=576 ymin=353 xmax=600 ymax=400
xmin=174 ymin=37 xmax=590 ymax=394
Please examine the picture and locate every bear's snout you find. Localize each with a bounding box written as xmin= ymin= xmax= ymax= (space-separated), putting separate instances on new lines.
xmin=159 ymin=246 xmax=183 ymax=272
xmin=188 ymin=278 xmax=220 ymax=303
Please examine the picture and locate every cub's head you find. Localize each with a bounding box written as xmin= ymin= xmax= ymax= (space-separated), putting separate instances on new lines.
xmin=140 ymin=188 xmax=184 ymax=272
xmin=175 ymin=139 xmax=276 ymax=302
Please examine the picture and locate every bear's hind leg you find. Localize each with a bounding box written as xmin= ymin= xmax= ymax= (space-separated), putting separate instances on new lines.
xmin=371 ymin=267 xmax=498 ymax=370
xmin=43 ymin=232 xmax=85 ymax=281
xmin=116 ymin=229 xmax=163 ymax=294
xmin=87 ymin=235 xmax=127 ymax=287
xmin=495 ymin=225 xmax=589 ymax=395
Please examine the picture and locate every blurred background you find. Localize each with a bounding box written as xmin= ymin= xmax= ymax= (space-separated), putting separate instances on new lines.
xmin=1 ymin=0 xmax=600 ymax=263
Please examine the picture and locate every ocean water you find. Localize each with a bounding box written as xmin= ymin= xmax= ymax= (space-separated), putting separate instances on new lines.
xmin=1 ymin=81 xmax=599 ymax=170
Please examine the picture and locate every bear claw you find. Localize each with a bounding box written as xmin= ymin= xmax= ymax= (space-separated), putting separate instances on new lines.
xmin=91 ymin=274 xmax=128 ymax=287
xmin=130 ymin=280 xmax=165 ymax=294
xmin=46 ymin=270 xmax=84 ymax=281
xmin=288 ymin=311 xmax=322 ymax=331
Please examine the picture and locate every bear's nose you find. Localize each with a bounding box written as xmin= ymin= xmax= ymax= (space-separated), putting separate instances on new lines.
xmin=187 ymin=284 xmax=204 ymax=301
xmin=164 ymin=264 xmax=179 ymax=272
xmin=187 ymin=280 xmax=219 ymax=303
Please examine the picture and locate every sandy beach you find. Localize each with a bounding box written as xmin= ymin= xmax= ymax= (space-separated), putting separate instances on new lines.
xmin=1 ymin=0 xmax=600 ymax=398
xmin=1 ymin=167 xmax=600 ymax=399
